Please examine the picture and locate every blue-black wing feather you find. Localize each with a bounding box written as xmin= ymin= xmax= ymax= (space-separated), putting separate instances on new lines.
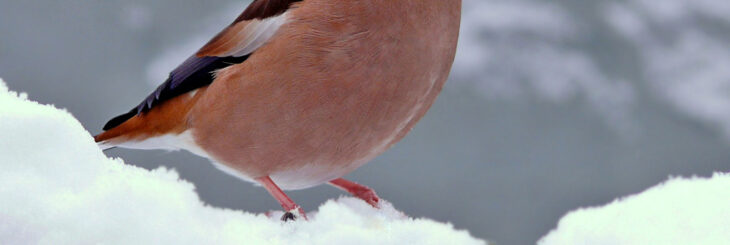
xmin=102 ymin=55 xmax=248 ymax=130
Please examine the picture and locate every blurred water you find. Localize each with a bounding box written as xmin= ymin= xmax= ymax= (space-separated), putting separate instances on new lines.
xmin=1 ymin=0 xmax=729 ymax=244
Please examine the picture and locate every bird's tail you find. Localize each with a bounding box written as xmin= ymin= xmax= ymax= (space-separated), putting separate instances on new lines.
xmin=95 ymin=130 xmax=120 ymax=152
xmin=94 ymin=113 xmax=138 ymax=152
xmin=95 ymin=87 xmax=205 ymax=152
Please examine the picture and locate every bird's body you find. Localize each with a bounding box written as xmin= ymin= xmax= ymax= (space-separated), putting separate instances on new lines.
xmin=96 ymin=0 xmax=461 ymax=219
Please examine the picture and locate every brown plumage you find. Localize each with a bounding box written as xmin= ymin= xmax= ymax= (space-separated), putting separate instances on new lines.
xmin=97 ymin=0 xmax=462 ymax=220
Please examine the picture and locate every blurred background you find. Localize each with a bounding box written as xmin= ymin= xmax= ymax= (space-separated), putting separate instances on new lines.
xmin=2 ymin=0 xmax=729 ymax=244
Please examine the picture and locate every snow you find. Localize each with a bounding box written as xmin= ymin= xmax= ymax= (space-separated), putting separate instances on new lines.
xmin=0 ymin=78 xmax=486 ymax=245
xmin=540 ymin=173 xmax=730 ymax=245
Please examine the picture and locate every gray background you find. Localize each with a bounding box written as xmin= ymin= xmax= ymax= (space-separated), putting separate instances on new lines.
xmin=2 ymin=0 xmax=729 ymax=244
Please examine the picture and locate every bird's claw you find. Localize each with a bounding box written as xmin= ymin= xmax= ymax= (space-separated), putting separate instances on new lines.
xmin=281 ymin=211 xmax=296 ymax=222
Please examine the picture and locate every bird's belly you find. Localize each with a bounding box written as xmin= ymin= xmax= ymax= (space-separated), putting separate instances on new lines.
xmin=203 ymin=156 xmax=361 ymax=190
xmin=179 ymin=131 xmax=395 ymax=190
xmin=271 ymin=105 xmax=427 ymax=191
xmin=189 ymin=78 xmax=439 ymax=190
xmin=189 ymin=96 xmax=427 ymax=190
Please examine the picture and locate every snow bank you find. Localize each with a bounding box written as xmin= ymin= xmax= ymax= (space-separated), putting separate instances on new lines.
xmin=0 ymin=78 xmax=486 ymax=245
xmin=540 ymin=173 xmax=730 ymax=245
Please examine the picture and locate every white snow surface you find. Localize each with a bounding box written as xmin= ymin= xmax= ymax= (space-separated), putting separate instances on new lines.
xmin=540 ymin=173 xmax=730 ymax=245
xmin=0 ymin=79 xmax=485 ymax=245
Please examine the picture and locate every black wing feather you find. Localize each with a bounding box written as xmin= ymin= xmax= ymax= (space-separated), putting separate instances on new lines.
xmin=102 ymin=55 xmax=248 ymax=130
xmin=137 ymin=55 xmax=249 ymax=114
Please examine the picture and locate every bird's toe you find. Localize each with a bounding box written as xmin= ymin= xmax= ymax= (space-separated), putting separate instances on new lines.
xmin=281 ymin=211 xmax=297 ymax=222
xmin=355 ymin=189 xmax=380 ymax=208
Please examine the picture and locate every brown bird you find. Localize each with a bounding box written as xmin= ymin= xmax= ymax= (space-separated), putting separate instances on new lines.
xmin=95 ymin=0 xmax=462 ymax=221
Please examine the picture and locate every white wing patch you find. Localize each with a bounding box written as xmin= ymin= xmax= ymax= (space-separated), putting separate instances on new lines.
xmin=235 ymin=12 xmax=291 ymax=56
xmin=213 ymin=12 xmax=291 ymax=57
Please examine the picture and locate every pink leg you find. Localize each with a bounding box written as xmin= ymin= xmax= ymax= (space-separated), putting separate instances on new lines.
xmin=329 ymin=178 xmax=380 ymax=208
xmin=256 ymin=176 xmax=307 ymax=221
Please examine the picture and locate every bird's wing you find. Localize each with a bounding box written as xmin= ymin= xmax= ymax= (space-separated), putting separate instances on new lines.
xmin=197 ymin=0 xmax=297 ymax=57
xmin=103 ymin=0 xmax=303 ymax=131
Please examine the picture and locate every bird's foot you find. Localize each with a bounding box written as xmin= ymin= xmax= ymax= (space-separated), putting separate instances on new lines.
xmin=352 ymin=188 xmax=380 ymax=208
xmin=257 ymin=176 xmax=308 ymax=222
xmin=281 ymin=212 xmax=296 ymax=221
xmin=281 ymin=206 xmax=307 ymax=222
xmin=329 ymin=178 xmax=381 ymax=208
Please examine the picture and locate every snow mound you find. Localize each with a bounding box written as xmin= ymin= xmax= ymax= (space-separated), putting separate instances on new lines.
xmin=0 ymin=78 xmax=486 ymax=245
xmin=540 ymin=173 xmax=730 ymax=245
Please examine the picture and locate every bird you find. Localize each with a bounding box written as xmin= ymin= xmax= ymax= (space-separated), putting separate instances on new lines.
xmin=95 ymin=0 xmax=462 ymax=221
